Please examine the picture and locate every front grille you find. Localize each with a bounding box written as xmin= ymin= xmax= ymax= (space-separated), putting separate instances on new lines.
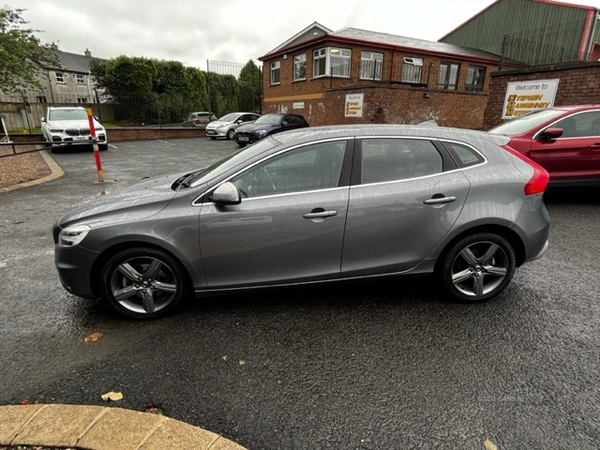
xmin=65 ymin=128 xmax=90 ymax=136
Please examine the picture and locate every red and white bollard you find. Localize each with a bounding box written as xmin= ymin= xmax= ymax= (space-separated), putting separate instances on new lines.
xmin=87 ymin=108 xmax=104 ymax=182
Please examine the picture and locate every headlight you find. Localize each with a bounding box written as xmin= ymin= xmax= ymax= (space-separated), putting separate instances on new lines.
xmin=255 ymin=130 xmax=268 ymax=138
xmin=59 ymin=225 xmax=91 ymax=247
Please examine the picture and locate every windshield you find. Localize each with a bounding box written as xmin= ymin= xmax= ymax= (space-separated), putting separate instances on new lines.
xmin=49 ymin=109 xmax=88 ymax=121
xmin=219 ymin=113 xmax=240 ymax=122
xmin=488 ymin=109 xmax=568 ymax=136
xmin=254 ymin=114 xmax=282 ymax=125
xmin=187 ymin=138 xmax=278 ymax=188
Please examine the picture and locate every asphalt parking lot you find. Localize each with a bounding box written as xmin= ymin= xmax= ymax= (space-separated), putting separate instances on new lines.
xmin=1 ymin=137 xmax=599 ymax=449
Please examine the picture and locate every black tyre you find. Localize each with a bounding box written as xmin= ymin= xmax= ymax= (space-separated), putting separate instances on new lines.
xmin=99 ymin=143 xmax=108 ymax=151
xmin=439 ymin=233 xmax=516 ymax=302
xmin=237 ymin=142 xmax=247 ymax=148
xmin=209 ymin=137 xmax=216 ymax=140
xmin=226 ymin=129 xmax=236 ymax=140
xmin=100 ymin=247 xmax=189 ymax=319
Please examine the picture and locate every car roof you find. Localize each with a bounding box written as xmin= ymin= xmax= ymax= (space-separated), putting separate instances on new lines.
xmin=269 ymin=124 xmax=510 ymax=147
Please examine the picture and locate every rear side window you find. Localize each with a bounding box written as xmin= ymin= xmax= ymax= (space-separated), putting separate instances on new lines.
xmin=360 ymin=138 xmax=443 ymax=184
xmin=443 ymin=142 xmax=484 ymax=168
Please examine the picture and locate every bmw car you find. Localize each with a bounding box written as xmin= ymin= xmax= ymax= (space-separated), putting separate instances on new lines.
xmin=41 ymin=106 xmax=108 ymax=151
xmin=53 ymin=124 xmax=550 ymax=319
xmin=235 ymin=113 xmax=309 ymax=147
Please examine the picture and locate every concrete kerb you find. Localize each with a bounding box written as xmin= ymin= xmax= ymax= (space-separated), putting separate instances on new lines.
xmin=0 ymin=404 xmax=247 ymax=450
xmin=0 ymin=150 xmax=64 ymax=193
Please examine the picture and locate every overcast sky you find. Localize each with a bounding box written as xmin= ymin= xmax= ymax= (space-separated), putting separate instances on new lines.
xmin=11 ymin=0 xmax=600 ymax=69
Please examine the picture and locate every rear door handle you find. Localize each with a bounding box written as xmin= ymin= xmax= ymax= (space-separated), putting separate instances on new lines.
xmin=303 ymin=209 xmax=338 ymax=219
xmin=423 ymin=195 xmax=456 ymax=205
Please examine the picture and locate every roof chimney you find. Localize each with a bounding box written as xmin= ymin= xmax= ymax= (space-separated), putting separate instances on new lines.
xmin=84 ymin=48 xmax=91 ymax=57
xmin=50 ymin=42 xmax=58 ymax=50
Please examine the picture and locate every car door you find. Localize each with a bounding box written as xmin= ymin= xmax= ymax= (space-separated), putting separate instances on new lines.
xmin=342 ymin=137 xmax=471 ymax=276
xmin=530 ymin=110 xmax=600 ymax=180
xmin=199 ymin=139 xmax=351 ymax=288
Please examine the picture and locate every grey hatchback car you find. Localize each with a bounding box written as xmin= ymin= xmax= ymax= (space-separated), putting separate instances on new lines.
xmin=53 ymin=124 xmax=550 ymax=319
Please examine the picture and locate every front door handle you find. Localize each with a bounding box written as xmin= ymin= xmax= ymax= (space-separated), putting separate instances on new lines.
xmin=423 ymin=195 xmax=456 ymax=205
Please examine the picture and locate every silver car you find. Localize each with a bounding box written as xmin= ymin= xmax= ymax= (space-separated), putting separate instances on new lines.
xmin=53 ymin=125 xmax=550 ymax=319
xmin=205 ymin=112 xmax=261 ymax=140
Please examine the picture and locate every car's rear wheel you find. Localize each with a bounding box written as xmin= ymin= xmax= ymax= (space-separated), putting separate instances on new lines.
xmin=439 ymin=233 xmax=516 ymax=302
xmin=100 ymin=248 xmax=189 ymax=319
xmin=226 ymin=129 xmax=235 ymax=140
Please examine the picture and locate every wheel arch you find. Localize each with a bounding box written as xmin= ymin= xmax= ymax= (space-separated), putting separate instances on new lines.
xmin=434 ymin=224 xmax=526 ymax=276
xmin=90 ymin=241 xmax=194 ymax=299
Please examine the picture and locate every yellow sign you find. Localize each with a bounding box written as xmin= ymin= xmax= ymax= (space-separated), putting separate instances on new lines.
xmin=502 ymin=79 xmax=559 ymax=119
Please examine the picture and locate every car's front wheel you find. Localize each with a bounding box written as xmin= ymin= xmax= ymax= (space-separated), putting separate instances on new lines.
xmin=227 ymin=129 xmax=236 ymax=140
xmin=100 ymin=248 xmax=189 ymax=319
xmin=439 ymin=233 xmax=516 ymax=302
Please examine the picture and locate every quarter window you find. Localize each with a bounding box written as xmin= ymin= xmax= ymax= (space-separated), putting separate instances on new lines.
xmin=401 ymin=58 xmax=423 ymax=84
xmin=466 ymin=66 xmax=486 ymax=91
xmin=360 ymin=51 xmax=383 ymax=80
xmin=360 ymin=138 xmax=443 ymax=184
xmin=270 ymin=61 xmax=281 ymax=85
xmin=437 ymin=62 xmax=460 ymax=90
xmin=293 ymin=53 xmax=306 ymax=81
xmin=232 ymin=141 xmax=347 ymax=198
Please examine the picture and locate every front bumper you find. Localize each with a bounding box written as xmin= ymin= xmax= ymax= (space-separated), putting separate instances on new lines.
xmin=54 ymin=243 xmax=101 ymax=299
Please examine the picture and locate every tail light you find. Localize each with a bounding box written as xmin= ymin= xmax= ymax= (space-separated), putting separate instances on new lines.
xmin=502 ymin=145 xmax=549 ymax=196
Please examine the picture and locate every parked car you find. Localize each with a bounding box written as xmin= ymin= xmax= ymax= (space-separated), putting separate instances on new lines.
xmin=488 ymin=105 xmax=600 ymax=187
xmin=41 ymin=107 xmax=108 ymax=151
xmin=205 ymin=112 xmax=261 ymax=140
xmin=53 ymin=124 xmax=550 ymax=319
xmin=182 ymin=111 xmax=217 ymax=128
xmin=235 ymin=113 xmax=309 ymax=147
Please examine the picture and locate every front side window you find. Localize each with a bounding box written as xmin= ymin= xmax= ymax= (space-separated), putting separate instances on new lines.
xmin=360 ymin=138 xmax=443 ymax=184
xmin=293 ymin=53 xmax=306 ymax=81
xmin=270 ymin=61 xmax=280 ymax=85
xmin=553 ymin=111 xmax=600 ymax=138
xmin=232 ymin=141 xmax=347 ymax=198
xmin=437 ymin=62 xmax=460 ymax=90
xmin=401 ymin=58 xmax=423 ymax=84
xmin=313 ymin=47 xmax=351 ymax=78
xmin=360 ymin=51 xmax=383 ymax=80
xmin=466 ymin=66 xmax=486 ymax=91
xmin=55 ymin=72 xmax=65 ymax=83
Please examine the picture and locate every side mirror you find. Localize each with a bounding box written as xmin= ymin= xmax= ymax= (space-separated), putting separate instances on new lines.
xmin=41 ymin=117 xmax=46 ymax=122
xmin=210 ymin=182 xmax=241 ymax=205
xmin=539 ymin=127 xmax=563 ymax=140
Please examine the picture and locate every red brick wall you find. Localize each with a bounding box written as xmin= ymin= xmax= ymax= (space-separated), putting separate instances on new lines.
xmin=483 ymin=61 xmax=600 ymax=130
xmin=263 ymin=85 xmax=490 ymax=129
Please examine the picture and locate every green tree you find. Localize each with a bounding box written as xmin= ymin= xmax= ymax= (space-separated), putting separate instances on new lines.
xmin=239 ymin=59 xmax=261 ymax=112
xmin=0 ymin=7 xmax=58 ymax=93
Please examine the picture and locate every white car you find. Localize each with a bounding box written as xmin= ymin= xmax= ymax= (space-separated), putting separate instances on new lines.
xmin=41 ymin=107 xmax=108 ymax=151
xmin=205 ymin=112 xmax=260 ymax=140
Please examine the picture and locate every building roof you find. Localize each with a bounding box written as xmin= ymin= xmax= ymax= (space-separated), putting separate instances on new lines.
xmin=260 ymin=25 xmax=503 ymax=64
xmin=45 ymin=46 xmax=105 ymax=74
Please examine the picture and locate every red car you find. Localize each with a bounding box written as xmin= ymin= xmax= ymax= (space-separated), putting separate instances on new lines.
xmin=488 ymin=105 xmax=600 ymax=187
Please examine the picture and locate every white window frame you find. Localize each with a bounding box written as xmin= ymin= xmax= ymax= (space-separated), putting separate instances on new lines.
xmin=270 ymin=60 xmax=281 ymax=85
xmin=312 ymin=47 xmax=351 ymax=78
xmin=76 ymin=74 xmax=85 ymax=84
xmin=401 ymin=57 xmax=423 ymax=84
xmin=360 ymin=51 xmax=383 ymax=80
xmin=55 ymin=72 xmax=65 ymax=83
xmin=293 ymin=53 xmax=307 ymax=81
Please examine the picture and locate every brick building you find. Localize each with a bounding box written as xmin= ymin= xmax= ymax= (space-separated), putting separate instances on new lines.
xmin=483 ymin=61 xmax=600 ymax=129
xmin=258 ymin=23 xmax=512 ymax=130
